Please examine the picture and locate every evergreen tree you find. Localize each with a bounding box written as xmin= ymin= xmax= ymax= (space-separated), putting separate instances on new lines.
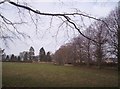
xmin=46 ymin=52 xmax=52 ymax=62
xmin=6 ymin=55 xmax=9 ymax=61
xmin=14 ymin=56 xmax=17 ymax=62
xmin=39 ymin=47 xmax=46 ymax=61
xmin=29 ymin=46 xmax=35 ymax=61
xmin=11 ymin=54 xmax=15 ymax=62
xmin=18 ymin=56 xmax=21 ymax=62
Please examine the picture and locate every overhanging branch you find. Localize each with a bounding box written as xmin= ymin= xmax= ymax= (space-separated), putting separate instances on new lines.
xmin=1 ymin=0 xmax=112 ymax=44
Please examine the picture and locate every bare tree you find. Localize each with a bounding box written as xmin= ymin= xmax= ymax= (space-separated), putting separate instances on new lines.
xmin=105 ymin=6 xmax=119 ymax=64
xmin=71 ymin=36 xmax=86 ymax=65
xmin=83 ymin=28 xmax=93 ymax=67
xmin=88 ymin=20 xmax=109 ymax=68
xmin=54 ymin=48 xmax=64 ymax=65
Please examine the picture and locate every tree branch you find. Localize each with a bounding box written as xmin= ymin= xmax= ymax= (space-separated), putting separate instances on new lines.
xmin=0 ymin=0 xmax=5 ymax=4
xmin=0 ymin=0 xmax=112 ymax=44
xmin=8 ymin=1 xmax=101 ymax=43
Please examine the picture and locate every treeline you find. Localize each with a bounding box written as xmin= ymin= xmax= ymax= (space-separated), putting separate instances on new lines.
xmin=2 ymin=47 xmax=52 ymax=62
xmin=2 ymin=54 xmax=21 ymax=62
xmin=53 ymin=7 xmax=118 ymax=69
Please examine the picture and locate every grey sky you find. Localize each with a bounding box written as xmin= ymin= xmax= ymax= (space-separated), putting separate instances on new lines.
xmin=0 ymin=0 xmax=118 ymax=56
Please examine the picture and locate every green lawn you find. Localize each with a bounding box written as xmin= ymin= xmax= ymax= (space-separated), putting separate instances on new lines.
xmin=2 ymin=62 xmax=118 ymax=87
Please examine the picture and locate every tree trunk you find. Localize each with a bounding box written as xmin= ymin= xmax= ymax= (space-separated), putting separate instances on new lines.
xmin=97 ymin=44 xmax=102 ymax=69
xmin=87 ymin=52 xmax=90 ymax=67
xmin=87 ymin=40 xmax=91 ymax=67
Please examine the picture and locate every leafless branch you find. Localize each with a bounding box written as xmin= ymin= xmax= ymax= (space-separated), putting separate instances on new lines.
xmin=0 ymin=0 xmax=5 ymax=4
xmin=0 ymin=0 xmax=114 ymax=44
xmin=0 ymin=12 xmax=30 ymax=42
xmin=7 ymin=0 xmax=111 ymax=43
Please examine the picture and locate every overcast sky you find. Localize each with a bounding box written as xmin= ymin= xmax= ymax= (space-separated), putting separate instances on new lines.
xmin=0 ymin=0 xmax=119 ymax=56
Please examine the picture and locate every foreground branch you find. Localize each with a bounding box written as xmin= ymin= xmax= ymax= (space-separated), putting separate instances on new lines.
xmin=0 ymin=0 xmax=112 ymax=44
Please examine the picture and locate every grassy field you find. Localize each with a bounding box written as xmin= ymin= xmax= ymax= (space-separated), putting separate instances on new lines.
xmin=2 ymin=62 xmax=118 ymax=87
